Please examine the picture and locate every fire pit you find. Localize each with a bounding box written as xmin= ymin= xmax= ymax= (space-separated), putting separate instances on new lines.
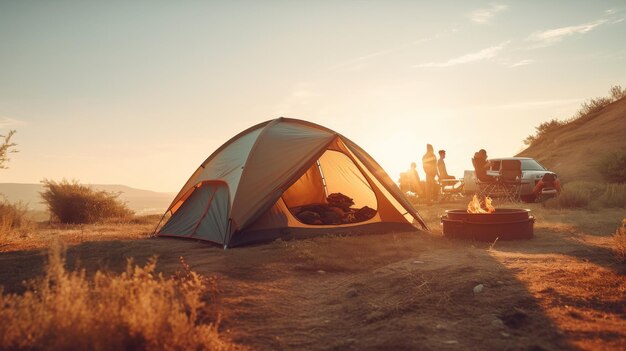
xmin=441 ymin=196 xmax=534 ymax=241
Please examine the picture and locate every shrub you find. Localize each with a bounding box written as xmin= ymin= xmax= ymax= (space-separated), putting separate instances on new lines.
xmin=573 ymin=96 xmax=613 ymax=120
xmin=613 ymin=219 xmax=626 ymax=263
xmin=544 ymin=181 xmax=604 ymax=209
xmin=0 ymin=244 xmax=237 ymax=351
xmin=523 ymin=85 xmax=626 ymax=146
xmin=40 ymin=179 xmax=134 ymax=224
xmin=610 ymin=85 xmax=626 ymax=101
xmin=523 ymin=119 xmax=565 ymax=145
xmin=600 ymin=183 xmax=626 ymax=208
xmin=0 ymin=200 xmax=32 ymax=240
xmin=572 ymin=85 xmax=624 ymax=120
xmin=597 ymin=151 xmax=626 ymax=183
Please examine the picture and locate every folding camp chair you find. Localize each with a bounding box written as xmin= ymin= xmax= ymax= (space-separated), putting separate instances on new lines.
xmin=440 ymin=178 xmax=464 ymax=201
xmin=476 ymin=178 xmax=499 ymax=199
xmin=499 ymin=160 xmax=522 ymax=202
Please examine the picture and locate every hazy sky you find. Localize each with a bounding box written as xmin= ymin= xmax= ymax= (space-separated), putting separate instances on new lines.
xmin=1 ymin=1 xmax=625 ymax=192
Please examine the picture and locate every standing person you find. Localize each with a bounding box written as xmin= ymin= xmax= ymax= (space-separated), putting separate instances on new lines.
xmin=437 ymin=150 xmax=455 ymax=180
xmin=422 ymin=144 xmax=438 ymax=203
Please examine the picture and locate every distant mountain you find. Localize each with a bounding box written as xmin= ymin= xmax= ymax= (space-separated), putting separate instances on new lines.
xmin=0 ymin=183 xmax=175 ymax=215
xmin=516 ymin=96 xmax=626 ymax=183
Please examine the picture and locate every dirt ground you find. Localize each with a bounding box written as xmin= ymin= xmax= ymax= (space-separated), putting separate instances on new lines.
xmin=0 ymin=200 xmax=624 ymax=351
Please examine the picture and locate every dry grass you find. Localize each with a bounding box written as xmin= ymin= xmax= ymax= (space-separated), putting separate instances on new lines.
xmin=545 ymin=181 xmax=626 ymax=209
xmin=614 ymin=219 xmax=626 ymax=263
xmin=0 ymin=220 xmax=158 ymax=253
xmin=546 ymin=181 xmax=603 ymax=209
xmin=0 ymin=243 xmax=238 ymax=351
xmin=0 ymin=198 xmax=625 ymax=350
xmin=601 ymin=183 xmax=626 ymax=208
xmin=0 ymin=200 xmax=34 ymax=243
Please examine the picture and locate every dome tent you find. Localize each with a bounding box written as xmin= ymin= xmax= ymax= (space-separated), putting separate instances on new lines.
xmin=157 ymin=118 xmax=428 ymax=247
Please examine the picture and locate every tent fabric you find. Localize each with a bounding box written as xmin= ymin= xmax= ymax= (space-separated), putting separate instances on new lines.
xmin=230 ymin=120 xmax=336 ymax=230
xmin=341 ymin=138 xmax=423 ymax=224
xmin=281 ymin=161 xmax=326 ymax=208
xmin=158 ymin=117 xmax=428 ymax=247
xmin=160 ymin=181 xmax=230 ymax=243
xmin=169 ymin=127 xmax=263 ymax=213
xmin=318 ymin=150 xmax=377 ymax=209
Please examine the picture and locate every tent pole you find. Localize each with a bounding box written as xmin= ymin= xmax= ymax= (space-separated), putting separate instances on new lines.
xmin=151 ymin=211 xmax=168 ymax=237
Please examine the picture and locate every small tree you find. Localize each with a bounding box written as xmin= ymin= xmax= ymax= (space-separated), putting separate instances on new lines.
xmin=40 ymin=179 xmax=134 ymax=224
xmin=0 ymin=130 xmax=17 ymax=169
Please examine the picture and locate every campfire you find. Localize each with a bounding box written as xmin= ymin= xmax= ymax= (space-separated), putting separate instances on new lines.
xmin=467 ymin=195 xmax=495 ymax=214
xmin=441 ymin=196 xmax=535 ymax=241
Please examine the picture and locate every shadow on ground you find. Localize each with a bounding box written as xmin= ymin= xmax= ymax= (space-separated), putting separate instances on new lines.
xmin=0 ymin=230 xmax=576 ymax=351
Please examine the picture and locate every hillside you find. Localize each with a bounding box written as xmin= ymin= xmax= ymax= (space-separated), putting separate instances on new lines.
xmin=517 ymin=96 xmax=626 ymax=183
xmin=0 ymin=183 xmax=174 ymax=215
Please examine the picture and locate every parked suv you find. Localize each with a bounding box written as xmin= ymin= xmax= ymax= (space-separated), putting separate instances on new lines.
xmin=463 ymin=157 xmax=556 ymax=202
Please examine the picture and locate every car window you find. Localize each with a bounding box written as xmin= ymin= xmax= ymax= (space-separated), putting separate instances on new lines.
xmin=489 ymin=160 xmax=501 ymax=171
xmin=520 ymin=159 xmax=546 ymax=171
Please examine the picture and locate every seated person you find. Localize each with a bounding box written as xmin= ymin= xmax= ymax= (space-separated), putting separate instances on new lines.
xmin=533 ymin=173 xmax=561 ymax=200
xmin=472 ymin=149 xmax=496 ymax=182
xmin=408 ymin=162 xmax=424 ymax=195
xmin=437 ymin=150 xmax=456 ymax=181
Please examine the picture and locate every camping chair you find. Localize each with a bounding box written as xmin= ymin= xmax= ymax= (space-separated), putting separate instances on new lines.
xmin=476 ymin=178 xmax=499 ymax=199
xmin=439 ymin=178 xmax=464 ymax=201
xmin=499 ymin=160 xmax=522 ymax=202
xmin=473 ymin=160 xmax=493 ymax=198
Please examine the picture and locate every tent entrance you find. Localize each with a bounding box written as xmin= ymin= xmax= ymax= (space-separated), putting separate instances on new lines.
xmin=159 ymin=181 xmax=230 ymax=244
xmin=282 ymin=150 xmax=378 ymax=225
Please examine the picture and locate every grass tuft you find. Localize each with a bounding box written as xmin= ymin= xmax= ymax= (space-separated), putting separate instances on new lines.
xmin=0 ymin=199 xmax=33 ymax=242
xmin=0 ymin=243 xmax=238 ymax=351
xmin=544 ymin=181 xmax=599 ymax=209
xmin=544 ymin=181 xmax=625 ymax=209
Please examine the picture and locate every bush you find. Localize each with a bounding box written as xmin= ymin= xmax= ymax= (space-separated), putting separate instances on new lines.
xmin=544 ymin=181 xmax=626 ymax=209
xmin=523 ymin=119 xmax=565 ymax=145
xmin=610 ymin=85 xmax=626 ymax=100
xmin=40 ymin=179 xmax=134 ymax=224
xmin=613 ymin=219 xmax=626 ymax=263
xmin=524 ymin=85 xmax=626 ymax=146
xmin=597 ymin=151 xmax=626 ymax=183
xmin=544 ymin=181 xmax=604 ymax=209
xmin=0 ymin=244 xmax=237 ymax=351
xmin=572 ymin=85 xmax=625 ymax=120
xmin=600 ymin=183 xmax=626 ymax=208
xmin=0 ymin=200 xmax=32 ymax=240
xmin=573 ymin=96 xmax=613 ymax=120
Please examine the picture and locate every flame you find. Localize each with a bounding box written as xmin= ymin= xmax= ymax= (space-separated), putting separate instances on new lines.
xmin=467 ymin=195 xmax=496 ymax=214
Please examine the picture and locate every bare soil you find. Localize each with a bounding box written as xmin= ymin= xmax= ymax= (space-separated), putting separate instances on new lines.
xmin=0 ymin=200 xmax=624 ymax=350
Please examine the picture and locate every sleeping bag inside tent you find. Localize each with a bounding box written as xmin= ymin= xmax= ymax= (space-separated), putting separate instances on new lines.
xmin=157 ymin=118 xmax=428 ymax=247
